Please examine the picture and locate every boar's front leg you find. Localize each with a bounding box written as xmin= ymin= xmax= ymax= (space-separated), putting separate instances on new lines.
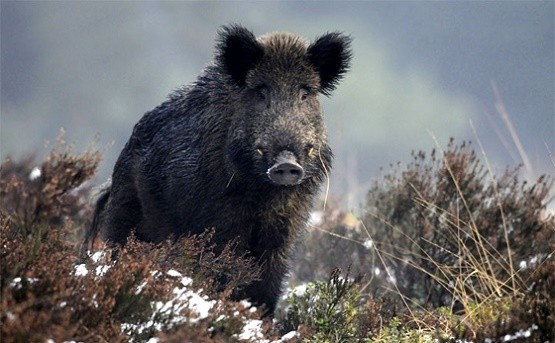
xmin=242 ymin=250 xmax=288 ymax=315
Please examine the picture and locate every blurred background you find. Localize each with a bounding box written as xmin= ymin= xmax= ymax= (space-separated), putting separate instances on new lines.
xmin=2 ymin=1 xmax=553 ymax=209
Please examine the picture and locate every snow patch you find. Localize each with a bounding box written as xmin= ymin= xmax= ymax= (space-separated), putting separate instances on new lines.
xmin=236 ymin=319 xmax=268 ymax=342
xmin=10 ymin=277 xmax=39 ymax=289
xmin=166 ymin=269 xmax=182 ymax=277
xmin=122 ymin=275 xmax=217 ymax=340
xmin=309 ymin=211 xmax=323 ymax=226
xmin=277 ymin=331 xmax=298 ymax=341
xmin=29 ymin=166 xmax=41 ymax=180
xmin=363 ymin=239 xmax=373 ymax=249
xmin=289 ymin=283 xmax=308 ymax=297
xmin=95 ymin=264 xmax=111 ymax=276
xmin=74 ymin=264 xmax=89 ymax=276
xmin=502 ymin=324 xmax=538 ymax=341
xmin=90 ymin=251 xmax=106 ymax=263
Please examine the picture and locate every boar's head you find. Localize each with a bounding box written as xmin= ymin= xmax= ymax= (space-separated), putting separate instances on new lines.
xmin=217 ymin=25 xmax=352 ymax=188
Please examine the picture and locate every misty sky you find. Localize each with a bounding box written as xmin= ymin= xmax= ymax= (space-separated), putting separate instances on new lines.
xmin=1 ymin=1 xmax=553 ymax=208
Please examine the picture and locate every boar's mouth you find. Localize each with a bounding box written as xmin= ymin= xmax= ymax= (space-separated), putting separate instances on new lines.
xmin=266 ymin=150 xmax=305 ymax=186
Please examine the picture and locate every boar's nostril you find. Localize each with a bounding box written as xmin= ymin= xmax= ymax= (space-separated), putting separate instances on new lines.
xmin=267 ymin=151 xmax=305 ymax=186
xmin=268 ymin=162 xmax=304 ymax=185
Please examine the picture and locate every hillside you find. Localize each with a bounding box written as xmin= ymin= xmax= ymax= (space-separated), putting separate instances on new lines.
xmin=1 ymin=138 xmax=553 ymax=342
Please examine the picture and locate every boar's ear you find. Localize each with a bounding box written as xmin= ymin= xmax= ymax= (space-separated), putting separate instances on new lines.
xmin=308 ymin=32 xmax=352 ymax=95
xmin=217 ymin=25 xmax=264 ymax=86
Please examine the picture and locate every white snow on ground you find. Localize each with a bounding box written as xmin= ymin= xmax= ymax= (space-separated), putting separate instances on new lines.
xmin=278 ymin=331 xmax=298 ymax=341
xmin=171 ymin=285 xmax=215 ymax=323
xmin=73 ymin=261 xmax=111 ymax=277
xmin=239 ymin=299 xmax=258 ymax=313
xmin=155 ymin=272 xmax=215 ymax=323
xmin=74 ymin=251 xmax=112 ymax=277
xmin=95 ymin=264 xmax=111 ymax=276
xmin=235 ymin=319 xmax=268 ymax=342
xmin=10 ymin=277 xmax=39 ymax=289
xmin=29 ymin=166 xmax=41 ymax=180
xmin=72 ymin=253 xmax=217 ymax=338
xmin=502 ymin=324 xmax=538 ymax=341
xmin=287 ymin=283 xmax=308 ymax=298
xmin=166 ymin=269 xmax=183 ymax=277
xmin=121 ymin=269 xmax=217 ymax=340
xmin=74 ymin=264 xmax=89 ymax=276
xmin=363 ymin=239 xmax=373 ymax=249
xmin=309 ymin=211 xmax=324 ymax=226
xmin=90 ymin=251 xmax=106 ymax=263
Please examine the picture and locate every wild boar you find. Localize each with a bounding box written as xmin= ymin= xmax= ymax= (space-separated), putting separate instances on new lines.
xmin=86 ymin=25 xmax=352 ymax=313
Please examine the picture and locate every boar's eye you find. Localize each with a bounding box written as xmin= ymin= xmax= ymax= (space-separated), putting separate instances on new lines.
xmin=255 ymin=85 xmax=268 ymax=102
xmin=299 ymin=88 xmax=310 ymax=103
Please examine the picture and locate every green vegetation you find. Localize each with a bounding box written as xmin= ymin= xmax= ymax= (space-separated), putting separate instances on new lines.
xmin=1 ymin=137 xmax=553 ymax=342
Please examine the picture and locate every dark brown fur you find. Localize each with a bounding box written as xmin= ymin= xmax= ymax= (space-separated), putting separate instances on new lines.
xmin=85 ymin=25 xmax=352 ymax=313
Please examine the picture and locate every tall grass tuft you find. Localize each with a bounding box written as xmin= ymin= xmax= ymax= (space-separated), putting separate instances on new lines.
xmin=290 ymin=139 xmax=554 ymax=341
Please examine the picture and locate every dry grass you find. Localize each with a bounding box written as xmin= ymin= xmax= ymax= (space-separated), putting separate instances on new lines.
xmin=290 ymin=138 xmax=554 ymax=341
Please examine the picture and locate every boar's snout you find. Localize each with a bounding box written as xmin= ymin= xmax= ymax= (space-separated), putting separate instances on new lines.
xmin=267 ymin=151 xmax=305 ymax=186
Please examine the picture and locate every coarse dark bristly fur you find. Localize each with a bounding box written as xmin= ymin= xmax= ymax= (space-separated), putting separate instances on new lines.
xmin=85 ymin=25 xmax=352 ymax=314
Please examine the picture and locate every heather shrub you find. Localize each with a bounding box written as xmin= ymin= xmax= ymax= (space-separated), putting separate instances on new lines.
xmin=281 ymin=267 xmax=366 ymax=341
xmin=0 ymin=142 xmax=263 ymax=342
xmin=2 ymin=137 xmax=553 ymax=342
xmin=362 ymin=139 xmax=553 ymax=309
xmin=0 ymin=136 xmax=100 ymax=238
xmin=289 ymin=139 xmax=554 ymax=341
xmin=279 ymin=267 xmax=456 ymax=342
